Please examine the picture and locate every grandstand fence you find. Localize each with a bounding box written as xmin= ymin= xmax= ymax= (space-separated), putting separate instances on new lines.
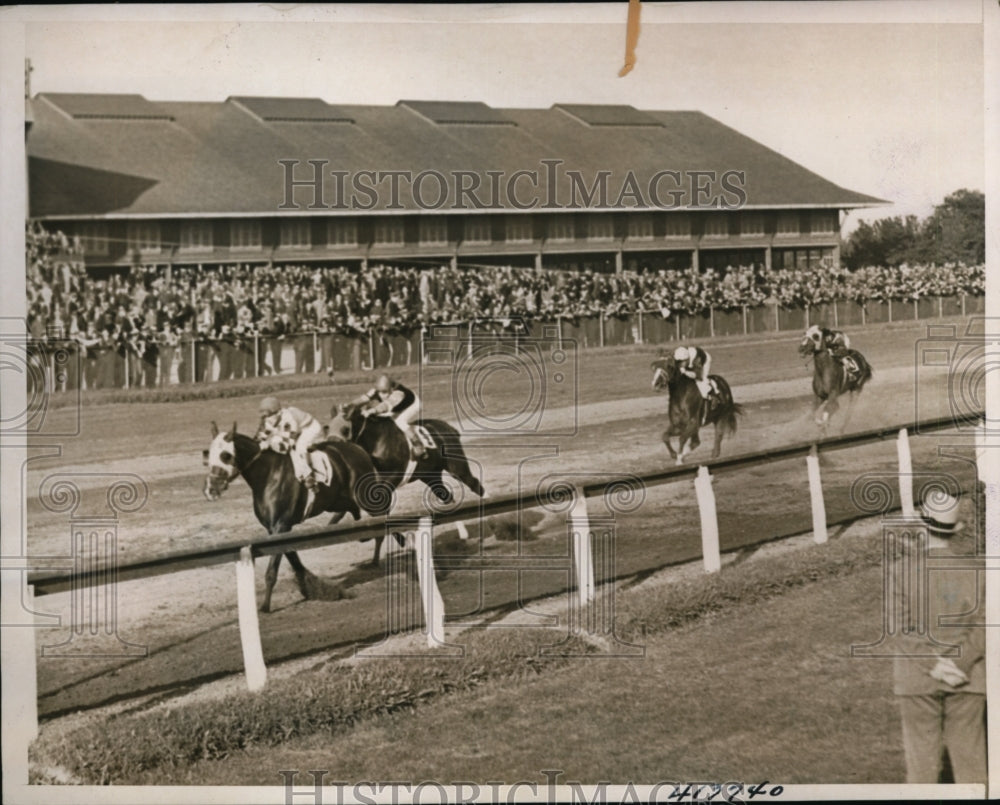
xmin=33 ymin=293 xmax=984 ymax=393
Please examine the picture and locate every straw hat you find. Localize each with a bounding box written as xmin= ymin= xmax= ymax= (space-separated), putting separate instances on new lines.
xmin=920 ymin=490 xmax=963 ymax=536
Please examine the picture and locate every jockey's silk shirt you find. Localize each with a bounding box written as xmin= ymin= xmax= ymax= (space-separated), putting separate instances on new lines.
xmin=258 ymin=406 xmax=317 ymax=453
xmin=364 ymin=384 xmax=416 ymax=415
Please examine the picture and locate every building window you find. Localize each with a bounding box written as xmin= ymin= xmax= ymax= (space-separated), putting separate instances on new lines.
xmin=78 ymin=222 xmax=109 ymax=256
xmin=627 ymin=214 xmax=653 ymax=240
xmin=279 ymin=219 xmax=311 ymax=249
xmin=702 ymin=213 xmax=729 ymax=239
xmin=126 ymin=221 xmax=161 ymax=254
xmin=179 ymin=221 xmax=213 ymax=252
xmin=811 ymin=211 xmax=836 ymax=235
xmin=664 ymin=214 xmax=690 ymax=239
xmin=373 ymin=218 xmax=405 ymax=246
xmin=464 ymin=218 xmax=492 ymax=244
xmin=776 ymin=213 xmax=800 ymax=237
xmin=587 ymin=215 xmax=614 ymax=241
xmin=230 ymin=220 xmax=262 ymax=251
xmin=740 ymin=213 xmax=764 ymax=237
xmin=505 ymin=216 xmax=534 ymax=243
xmin=775 ymin=247 xmax=834 ymax=270
xmin=547 ymin=216 xmax=575 ymax=242
xmin=419 ymin=217 xmax=449 ymax=245
xmin=327 ymin=218 xmax=357 ymax=247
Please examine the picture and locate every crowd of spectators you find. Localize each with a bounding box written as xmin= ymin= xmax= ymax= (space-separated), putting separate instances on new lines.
xmin=23 ymin=222 xmax=986 ymax=390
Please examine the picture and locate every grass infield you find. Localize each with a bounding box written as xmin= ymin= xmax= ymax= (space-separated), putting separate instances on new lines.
xmin=31 ymin=525 xmax=901 ymax=785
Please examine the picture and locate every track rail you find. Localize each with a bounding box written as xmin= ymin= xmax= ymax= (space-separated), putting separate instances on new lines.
xmin=28 ymin=410 xmax=982 ymax=597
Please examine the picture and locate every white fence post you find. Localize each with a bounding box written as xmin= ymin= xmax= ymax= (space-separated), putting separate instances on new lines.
xmin=253 ymin=333 xmax=260 ymax=378
xmin=897 ymin=428 xmax=915 ymax=517
xmin=570 ymin=487 xmax=595 ymax=608
xmin=25 ymin=584 xmax=39 ymax=742
xmin=411 ymin=516 xmax=445 ymax=647
xmin=807 ymin=445 xmax=828 ymax=544
xmin=695 ymin=466 xmax=721 ymax=573
xmin=235 ymin=546 xmax=267 ymax=691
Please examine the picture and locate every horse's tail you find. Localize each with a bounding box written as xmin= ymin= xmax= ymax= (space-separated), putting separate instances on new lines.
xmin=712 ymin=377 xmax=744 ymax=437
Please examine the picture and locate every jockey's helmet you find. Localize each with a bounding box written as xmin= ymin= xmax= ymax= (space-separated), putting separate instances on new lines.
xmin=673 ymin=346 xmax=690 ymax=362
xmin=259 ymin=396 xmax=281 ymax=416
xmin=375 ymin=374 xmax=394 ymax=393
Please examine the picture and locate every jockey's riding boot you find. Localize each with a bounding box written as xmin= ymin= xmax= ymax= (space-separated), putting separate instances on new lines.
xmin=408 ymin=433 xmax=426 ymax=460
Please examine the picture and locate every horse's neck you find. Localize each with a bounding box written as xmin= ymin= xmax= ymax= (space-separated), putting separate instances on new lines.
xmin=233 ymin=434 xmax=265 ymax=478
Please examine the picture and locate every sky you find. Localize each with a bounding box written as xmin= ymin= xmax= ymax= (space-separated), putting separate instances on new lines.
xmin=9 ymin=2 xmax=990 ymax=233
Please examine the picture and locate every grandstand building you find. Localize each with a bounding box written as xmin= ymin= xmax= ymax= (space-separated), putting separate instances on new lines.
xmin=27 ymin=94 xmax=885 ymax=274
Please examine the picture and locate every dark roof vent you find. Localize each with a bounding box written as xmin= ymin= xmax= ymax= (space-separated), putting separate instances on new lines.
xmin=229 ymin=96 xmax=355 ymax=123
xmin=398 ymin=100 xmax=515 ymax=126
xmin=554 ymin=104 xmax=662 ymax=127
xmin=41 ymin=93 xmax=174 ymax=121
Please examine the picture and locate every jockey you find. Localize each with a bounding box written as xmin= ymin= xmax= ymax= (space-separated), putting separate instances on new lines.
xmin=256 ymin=396 xmax=325 ymax=488
xmin=353 ymin=374 xmax=426 ymax=459
xmin=805 ymin=325 xmax=858 ymax=376
xmin=673 ymin=345 xmax=714 ymax=400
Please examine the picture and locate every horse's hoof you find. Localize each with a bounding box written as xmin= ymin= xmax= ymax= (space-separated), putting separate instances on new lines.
xmin=258 ymin=603 xmax=270 ymax=614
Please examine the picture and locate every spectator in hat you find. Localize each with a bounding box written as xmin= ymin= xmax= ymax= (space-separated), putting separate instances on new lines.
xmin=891 ymin=489 xmax=986 ymax=784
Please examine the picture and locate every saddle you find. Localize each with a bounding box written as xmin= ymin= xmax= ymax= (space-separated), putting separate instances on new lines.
xmin=700 ymin=378 xmax=721 ymax=425
xmin=305 ymin=446 xmax=334 ymax=487
xmin=838 ymin=351 xmax=862 ymax=383
xmin=414 ymin=424 xmax=436 ymax=450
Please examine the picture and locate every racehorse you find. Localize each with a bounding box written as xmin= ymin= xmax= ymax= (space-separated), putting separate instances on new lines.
xmin=798 ymin=330 xmax=873 ymax=431
xmin=650 ymin=356 xmax=743 ymax=464
xmin=203 ymin=421 xmax=389 ymax=612
xmin=329 ymin=402 xmax=486 ymax=564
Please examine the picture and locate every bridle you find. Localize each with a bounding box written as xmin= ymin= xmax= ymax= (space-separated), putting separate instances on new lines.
xmin=208 ymin=435 xmax=263 ymax=491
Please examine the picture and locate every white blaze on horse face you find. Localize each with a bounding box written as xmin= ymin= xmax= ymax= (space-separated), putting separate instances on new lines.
xmin=207 ymin=432 xmax=237 ymax=477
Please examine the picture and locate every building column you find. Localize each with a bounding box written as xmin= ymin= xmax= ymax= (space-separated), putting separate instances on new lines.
xmin=831 ymin=240 xmax=841 ymax=269
xmin=691 ymin=247 xmax=699 ymax=271
xmin=764 ymin=243 xmax=773 ymax=271
xmin=535 ymin=251 xmax=543 ymax=271
xmin=614 ymin=249 xmax=623 ymax=274
xmin=450 ymin=254 xmax=458 ymax=270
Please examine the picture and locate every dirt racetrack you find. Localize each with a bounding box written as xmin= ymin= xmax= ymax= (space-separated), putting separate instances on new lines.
xmin=25 ymin=321 xmax=981 ymax=718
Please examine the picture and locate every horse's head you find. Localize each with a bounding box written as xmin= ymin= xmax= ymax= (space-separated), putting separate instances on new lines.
xmin=799 ymin=324 xmax=824 ymax=357
xmin=328 ymin=402 xmax=358 ymax=442
xmin=203 ymin=420 xmax=240 ymax=500
xmin=650 ymin=357 xmax=676 ymax=392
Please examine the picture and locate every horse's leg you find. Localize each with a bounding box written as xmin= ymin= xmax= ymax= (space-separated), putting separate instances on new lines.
xmin=285 ymin=549 xmax=346 ymax=601
xmin=711 ymin=423 xmax=724 ymax=459
xmin=813 ymin=396 xmax=828 ymax=427
xmin=446 ymin=459 xmax=486 ymax=499
xmin=260 ymin=553 xmax=282 ymax=613
xmin=328 ymin=511 xmax=346 ymax=526
xmin=370 ymin=536 xmax=385 ymax=567
xmin=661 ymin=428 xmax=678 ymax=461
xmin=838 ymin=392 xmax=857 ymax=435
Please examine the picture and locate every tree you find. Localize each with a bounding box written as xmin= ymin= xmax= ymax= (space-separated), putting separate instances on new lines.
xmin=842 ymin=214 xmax=921 ymax=269
xmin=841 ymin=188 xmax=984 ymax=269
xmin=919 ymin=189 xmax=984 ymax=265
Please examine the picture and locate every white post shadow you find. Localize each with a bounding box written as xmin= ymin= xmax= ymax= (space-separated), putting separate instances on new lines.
xmin=235 ymin=546 xmax=267 ymax=691
xmin=807 ymin=444 xmax=828 ymax=544
xmin=897 ymin=427 xmax=915 ymax=517
xmin=570 ymin=486 xmax=595 ymax=608
xmin=409 ymin=516 xmax=445 ymax=647
xmin=695 ymin=466 xmax=721 ymax=573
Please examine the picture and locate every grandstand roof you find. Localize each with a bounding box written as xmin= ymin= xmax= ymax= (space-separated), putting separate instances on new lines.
xmin=27 ymin=93 xmax=886 ymax=218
